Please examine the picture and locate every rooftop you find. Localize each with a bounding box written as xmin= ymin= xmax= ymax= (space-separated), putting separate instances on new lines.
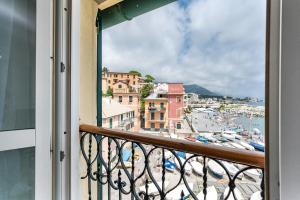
xmin=102 ymin=97 xmax=134 ymax=118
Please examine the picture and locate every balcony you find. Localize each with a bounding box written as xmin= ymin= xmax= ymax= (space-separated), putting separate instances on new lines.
xmin=80 ymin=124 xmax=264 ymax=200
xmin=148 ymin=106 xmax=166 ymax=112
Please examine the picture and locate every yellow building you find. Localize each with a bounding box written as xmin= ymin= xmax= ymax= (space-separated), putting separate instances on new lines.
xmin=144 ymin=93 xmax=169 ymax=131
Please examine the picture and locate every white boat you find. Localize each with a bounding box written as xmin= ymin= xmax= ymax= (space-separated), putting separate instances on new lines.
xmin=221 ymin=161 xmax=244 ymax=179
xmin=223 ymin=187 xmax=244 ymax=200
xmin=197 ymin=186 xmax=218 ymax=200
xmin=250 ymin=191 xmax=262 ymax=200
xmin=174 ymin=157 xmax=192 ymax=174
xmin=223 ymin=143 xmax=235 ymax=149
xmin=239 ymin=141 xmax=255 ymax=151
xmin=230 ymin=142 xmax=246 ymax=150
xmin=232 ymin=133 xmax=242 ymax=140
xmin=222 ymin=133 xmax=235 ymax=141
xmin=190 ymin=161 xmax=203 ymax=176
xmin=208 ymin=160 xmax=225 ymax=178
xmin=166 ymin=183 xmax=193 ymax=200
xmin=139 ymin=181 xmax=169 ymax=196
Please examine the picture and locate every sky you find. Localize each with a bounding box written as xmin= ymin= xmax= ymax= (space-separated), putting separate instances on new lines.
xmin=102 ymin=0 xmax=266 ymax=98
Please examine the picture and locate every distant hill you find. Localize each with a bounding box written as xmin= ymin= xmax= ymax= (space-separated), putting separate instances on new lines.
xmin=184 ymin=84 xmax=221 ymax=97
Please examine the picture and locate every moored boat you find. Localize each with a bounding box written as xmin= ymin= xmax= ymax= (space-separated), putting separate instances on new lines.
xmin=190 ymin=160 xmax=203 ymax=176
xmin=185 ymin=136 xmax=196 ymax=142
xmin=222 ymin=133 xmax=235 ymax=141
xmin=164 ymin=160 xmax=176 ymax=172
xmin=196 ymin=135 xmax=209 ymax=143
xmin=221 ymin=161 xmax=244 ymax=179
xmin=174 ymin=157 xmax=192 ymax=174
xmin=230 ymin=142 xmax=246 ymax=150
xmin=239 ymin=141 xmax=255 ymax=151
xmin=249 ymin=141 xmax=265 ymax=152
xmin=208 ymin=160 xmax=225 ymax=178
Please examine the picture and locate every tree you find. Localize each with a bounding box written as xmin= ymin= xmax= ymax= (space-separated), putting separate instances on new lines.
xmin=129 ymin=70 xmax=142 ymax=77
xmin=103 ymin=67 xmax=109 ymax=74
xmin=145 ymin=74 xmax=155 ymax=83
xmin=140 ymin=83 xmax=154 ymax=112
xmin=140 ymin=83 xmax=153 ymax=98
xmin=105 ymin=87 xmax=113 ymax=97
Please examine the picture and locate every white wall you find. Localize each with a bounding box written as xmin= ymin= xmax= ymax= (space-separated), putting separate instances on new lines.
xmin=280 ymin=0 xmax=300 ymax=199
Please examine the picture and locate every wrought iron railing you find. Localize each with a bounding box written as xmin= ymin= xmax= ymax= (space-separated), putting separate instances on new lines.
xmin=80 ymin=124 xmax=265 ymax=200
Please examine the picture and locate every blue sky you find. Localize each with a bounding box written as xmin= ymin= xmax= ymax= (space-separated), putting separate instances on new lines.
xmin=103 ymin=0 xmax=266 ymax=98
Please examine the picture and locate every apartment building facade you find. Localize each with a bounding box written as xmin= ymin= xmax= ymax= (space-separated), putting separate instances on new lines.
xmin=167 ymin=83 xmax=185 ymax=130
xmin=102 ymin=97 xmax=135 ymax=131
xmin=102 ymin=70 xmax=143 ymax=94
xmin=144 ymin=93 xmax=169 ymax=131
xmin=111 ymin=80 xmax=141 ymax=131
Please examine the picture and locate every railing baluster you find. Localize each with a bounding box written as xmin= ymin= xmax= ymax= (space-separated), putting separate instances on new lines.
xmin=115 ymin=170 xmax=123 ymax=200
xmin=131 ymin=142 xmax=135 ymax=200
xmin=261 ymin=169 xmax=265 ymax=200
xmin=180 ymin=190 xmax=185 ymax=200
xmin=203 ymin=156 xmax=207 ymax=200
xmin=108 ymin=138 xmax=112 ymax=200
xmin=162 ymin=148 xmax=166 ymax=200
xmin=88 ymin=134 xmax=92 ymax=200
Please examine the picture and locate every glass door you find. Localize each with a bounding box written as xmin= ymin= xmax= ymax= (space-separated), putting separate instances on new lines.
xmin=0 ymin=0 xmax=52 ymax=199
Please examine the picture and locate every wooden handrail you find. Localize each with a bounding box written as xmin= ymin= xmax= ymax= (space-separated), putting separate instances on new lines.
xmin=80 ymin=124 xmax=265 ymax=168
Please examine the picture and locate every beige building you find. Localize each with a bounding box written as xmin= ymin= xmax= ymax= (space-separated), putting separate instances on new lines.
xmin=102 ymin=97 xmax=135 ymax=131
xmin=102 ymin=70 xmax=144 ymax=94
xmin=109 ymin=79 xmax=141 ymax=131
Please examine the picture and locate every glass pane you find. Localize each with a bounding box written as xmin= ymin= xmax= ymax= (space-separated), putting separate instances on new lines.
xmin=0 ymin=0 xmax=36 ymax=131
xmin=0 ymin=147 xmax=35 ymax=200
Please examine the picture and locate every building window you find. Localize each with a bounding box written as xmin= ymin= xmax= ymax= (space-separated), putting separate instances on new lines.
xmin=176 ymin=123 xmax=181 ymax=129
xmin=160 ymin=113 xmax=164 ymax=120
xmin=109 ymin=118 xmax=113 ymax=129
xmin=151 ymin=123 xmax=155 ymax=129
xmin=121 ymin=114 xmax=123 ymax=121
xmin=132 ymin=111 xmax=135 ymax=118
xmin=119 ymin=96 xmax=122 ymax=103
xmin=177 ymin=96 xmax=182 ymax=102
xmin=108 ymin=80 xmax=111 ymax=84
xmin=160 ymin=102 xmax=164 ymax=109
xmin=133 ymin=81 xmax=136 ymax=85
xmin=160 ymin=123 xmax=164 ymax=129
xmin=151 ymin=113 xmax=155 ymax=120
xmin=133 ymin=75 xmax=135 ymax=78
xmin=129 ymin=96 xmax=133 ymax=103
xmin=118 ymin=84 xmax=122 ymax=89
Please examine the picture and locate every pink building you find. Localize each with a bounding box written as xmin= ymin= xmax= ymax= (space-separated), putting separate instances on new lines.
xmin=167 ymin=83 xmax=184 ymax=130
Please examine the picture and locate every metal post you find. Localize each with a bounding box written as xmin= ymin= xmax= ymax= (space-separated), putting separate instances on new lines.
xmin=96 ymin=9 xmax=103 ymax=200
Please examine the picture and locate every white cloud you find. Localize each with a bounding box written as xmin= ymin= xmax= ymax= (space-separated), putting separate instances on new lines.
xmin=103 ymin=0 xmax=266 ymax=98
